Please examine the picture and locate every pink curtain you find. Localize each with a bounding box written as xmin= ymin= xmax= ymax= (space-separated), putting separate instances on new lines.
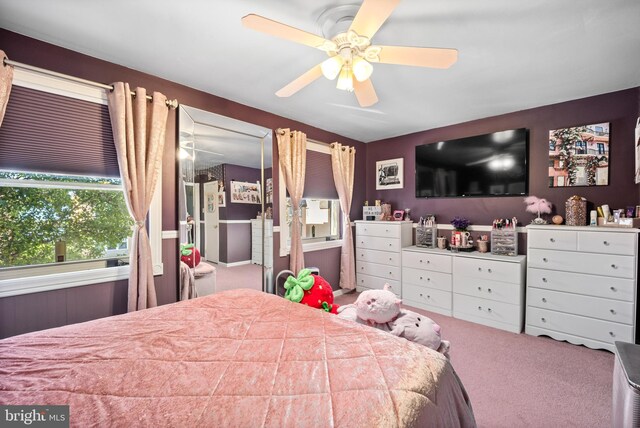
xmin=107 ymin=82 xmax=169 ymax=312
xmin=277 ymin=128 xmax=307 ymax=273
xmin=0 ymin=50 xmax=14 ymax=127
xmin=330 ymin=143 xmax=356 ymax=289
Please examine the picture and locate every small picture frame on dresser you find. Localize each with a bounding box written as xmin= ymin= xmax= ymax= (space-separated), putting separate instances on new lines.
xmin=393 ymin=210 xmax=404 ymax=221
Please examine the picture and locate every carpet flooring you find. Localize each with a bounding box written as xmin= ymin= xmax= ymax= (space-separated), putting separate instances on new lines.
xmin=334 ymin=292 xmax=614 ymax=428
xmin=204 ymin=262 xmax=264 ymax=293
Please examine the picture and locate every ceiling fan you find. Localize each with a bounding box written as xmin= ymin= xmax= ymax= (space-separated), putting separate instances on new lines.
xmin=241 ymin=0 xmax=458 ymax=107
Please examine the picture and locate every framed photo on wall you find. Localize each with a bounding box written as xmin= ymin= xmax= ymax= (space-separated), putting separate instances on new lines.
xmin=218 ymin=191 xmax=226 ymax=207
xmin=230 ymin=180 xmax=262 ymax=204
xmin=376 ymin=158 xmax=404 ymax=190
xmin=548 ymin=122 xmax=610 ymax=187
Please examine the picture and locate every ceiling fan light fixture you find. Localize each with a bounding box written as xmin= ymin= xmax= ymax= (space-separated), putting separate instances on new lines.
xmin=352 ymin=56 xmax=373 ymax=82
xmin=336 ymin=66 xmax=354 ymax=92
xmin=321 ymin=55 xmax=344 ymax=80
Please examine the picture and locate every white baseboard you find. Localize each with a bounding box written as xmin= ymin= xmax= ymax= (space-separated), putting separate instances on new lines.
xmin=216 ymin=260 xmax=252 ymax=268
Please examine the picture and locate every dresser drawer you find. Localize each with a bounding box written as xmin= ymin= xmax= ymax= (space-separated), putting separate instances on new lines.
xmin=356 ymin=273 xmax=400 ymax=295
xmin=356 ymin=248 xmax=400 ymax=266
xmin=528 ymin=229 xmax=577 ymax=251
xmin=528 ymin=288 xmax=634 ymax=325
xmin=356 ymin=235 xmax=400 ymax=252
xmin=527 ymin=268 xmax=634 ymax=302
xmin=402 ymin=250 xmax=451 ymax=273
xmin=528 ymin=249 xmax=635 ymax=279
xmin=357 ymin=261 xmax=400 ymax=281
xmin=577 ymin=231 xmax=636 ymax=256
xmin=453 ymin=275 xmax=522 ymax=305
xmin=403 ymin=284 xmax=452 ymax=311
xmin=453 ymin=257 xmax=522 ymax=284
xmin=527 ymin=307 xmax=633 ymax=345
xmin=356 ymin=222 xmax=400 ymax=239
xmin=453 ymin=294 xmax=521 ymax=326
xmin=402 ymin=267 xmax=452 ymax=291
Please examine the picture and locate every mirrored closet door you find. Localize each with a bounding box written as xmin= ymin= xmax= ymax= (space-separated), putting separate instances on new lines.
xmin=178 ymin=105 xmax=273 ymax=295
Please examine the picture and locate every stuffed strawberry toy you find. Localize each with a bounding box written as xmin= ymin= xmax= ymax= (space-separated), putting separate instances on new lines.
xmin=180 ymin=243 xmax=201 ymax=268
xmin=284 ymin=268 xmax=339 ymax=314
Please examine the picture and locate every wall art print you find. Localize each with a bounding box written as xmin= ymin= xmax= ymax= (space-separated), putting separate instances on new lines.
xmin=548 ymin=122 xmax=610 ymax=187
xmin=230 ymin=180 xmax=262 ymax=204
xmin=376 ymin=157 xmax=404 ymax=190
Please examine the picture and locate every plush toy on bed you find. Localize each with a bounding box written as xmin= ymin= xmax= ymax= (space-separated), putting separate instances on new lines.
xmin=284 ymin=268 xmax=339 ymax=314
xmin=337 ymin=284 xmax=450 ymax=357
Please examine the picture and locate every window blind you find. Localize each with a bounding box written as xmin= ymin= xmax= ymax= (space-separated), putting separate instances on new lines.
xmin=304 ymin=150 xmax=339 ymax=200
xmin=0 ymin=85 xmax=119 ymax=177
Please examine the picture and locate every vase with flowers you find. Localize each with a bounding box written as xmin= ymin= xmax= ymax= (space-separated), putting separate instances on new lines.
xmin=450 ymin=217 xmax=471 ymax=248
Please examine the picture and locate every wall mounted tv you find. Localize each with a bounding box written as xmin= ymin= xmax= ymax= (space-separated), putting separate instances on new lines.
xmin=415 ymin=128 xmax=529 ymax=198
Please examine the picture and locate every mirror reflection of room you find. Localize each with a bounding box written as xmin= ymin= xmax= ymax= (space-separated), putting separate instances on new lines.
xmin=178 ymin=105 xmax=272 ymax=297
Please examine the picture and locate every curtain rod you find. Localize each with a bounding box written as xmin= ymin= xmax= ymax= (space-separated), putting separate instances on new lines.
xmin=3 ymin=58 xmax=179 ymax=109
xmin=275 ymin=128 xmax=333 ymax=147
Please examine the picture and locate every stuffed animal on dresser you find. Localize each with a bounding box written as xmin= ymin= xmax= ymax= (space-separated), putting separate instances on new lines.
xmin=337 ymin=284 xmax=450 ymax=357
xmin=283 ymin=268 xmax=339 ymax=314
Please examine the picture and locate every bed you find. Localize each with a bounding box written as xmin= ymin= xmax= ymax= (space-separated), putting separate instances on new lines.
xmin=0 ymin=289 xmax=475 ymax=427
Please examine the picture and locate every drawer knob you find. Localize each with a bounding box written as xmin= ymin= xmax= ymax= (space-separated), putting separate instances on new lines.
xmin=385 ymin=229 xmax=389 ymax=232
xmin=487 ymin=308 xmax=492 ymax=313
xmin=488 ymin=288 xmax=492 ymax=293
xmin=609 ymin=331 xmax=615 ymax=337
xmin=427 ymin=295 xmax=431 ymax=299
xmin=419 ymin=276 xmax=423 ymax=280
xmin=611 ymin=264 xmax=617 ymax=269
xmin=542 ymin=297 xmax=547 ymax=303
xmin=541 ymin=317 xmax=546 ymax=322
xmin=477 ymin=286 xmax=482 ymax=291
xmin=542 ymin=258 xmax=548 ymax=262
xmin=389 ymin=243 xmax=392 ymax=247
xmin=478 ymin=267 xmax=482 ymax=272
xmin=610 ymin=286 xmax=616 ymax=292
xmin=389 ymin=272 xmax=392 ymax=275
xmin=427 ymin=260 xmax=431 ymax=264
xmin=550 ymin=238 xmax=555 ymax=243
xmin=487 ymin=268 xmax=492 ymax=273
xmin=610 ymin=309 xmax=616 ymax=314
xmin=389 ymin=257 xmax=392 ymax=261
xmin=478 ymin=306 xmax=482 ymax=310
xmin=419 ymin=293 xmax=423 ymax=297
xmin=542 ymin=277 xmax=548 ymax=283
xmin=603 ymin=241 xmax=609 ymax=246
xmin=427 ymin=277 xmax=431 ymax=281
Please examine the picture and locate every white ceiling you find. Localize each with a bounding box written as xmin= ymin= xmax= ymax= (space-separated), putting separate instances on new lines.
xmin=1 ymin=0 xmax=639 ymax=143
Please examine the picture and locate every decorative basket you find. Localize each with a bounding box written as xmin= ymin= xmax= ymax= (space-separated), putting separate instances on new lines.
xmin=565 ymin=195 xmax=587 ymax=226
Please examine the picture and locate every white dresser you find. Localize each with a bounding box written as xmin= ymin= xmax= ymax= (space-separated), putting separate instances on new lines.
xmin=526 ymin=225 xmax=639 ymax=352
xmin=402 ymin=246 xmax=526 ymax=332
xmin=251 ymin=219 xmax=273 ymax=268
xmin=355 ymin=221 xmax=413 ymax=295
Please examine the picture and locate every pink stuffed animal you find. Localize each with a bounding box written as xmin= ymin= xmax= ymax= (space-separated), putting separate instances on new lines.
xmin=337 ymin=284 xmax=451 ymax=357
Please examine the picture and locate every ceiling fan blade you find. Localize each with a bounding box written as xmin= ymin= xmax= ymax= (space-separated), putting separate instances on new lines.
xmin=376 ymin=45 xmax=458 ymax=68
xmin=242 ymin=14 xmax=335 ymax=51
xmin=275 ymin=64 xmax=324 ymax=98
xmin=353 ymin=78 xmax=378 ymax=107
xmin=349 ymin=0 xmax=400 ymax=40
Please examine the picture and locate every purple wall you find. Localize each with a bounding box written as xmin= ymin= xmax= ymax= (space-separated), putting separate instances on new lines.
xmin=366 ymin=88 xmax=640 ymax=228
xmin=0 ymin=29 xmax=364 ymax=337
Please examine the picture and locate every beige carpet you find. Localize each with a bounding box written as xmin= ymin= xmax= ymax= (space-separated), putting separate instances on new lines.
xmin=202 ymin=261 xmax=264 ymax=293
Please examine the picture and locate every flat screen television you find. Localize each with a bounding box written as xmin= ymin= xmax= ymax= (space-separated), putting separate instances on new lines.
xmin=415 ymin=128 xmax=528 ymax=198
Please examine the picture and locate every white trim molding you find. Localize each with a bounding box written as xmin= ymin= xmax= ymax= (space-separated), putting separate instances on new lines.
xmin=219 ymin=220 xmax=252 ymax=224
xmin=217 ymin=260 xmax=252 ymax=268
xmin=162 ymin=230 xmax=179 ymax=240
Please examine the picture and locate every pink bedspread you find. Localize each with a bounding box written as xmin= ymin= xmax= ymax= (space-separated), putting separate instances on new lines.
xmin=0 ymin=289 xmax=475 ymax=427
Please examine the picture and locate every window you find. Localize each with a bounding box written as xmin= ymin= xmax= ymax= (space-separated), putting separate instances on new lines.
xmin=549 ymin=140 xmax=556 ymax=151
xmin=597 ymin=143 xmax=606 ymax=154
xmin=575 ymin=141 xmax=587 ymax=154
xmin=0 ymin=172 xmax=132 ymax=274
xmin=0 ymin=68 xmax=162 ymax=298
xmin=279 ymin=140 xmax=343 ymax=255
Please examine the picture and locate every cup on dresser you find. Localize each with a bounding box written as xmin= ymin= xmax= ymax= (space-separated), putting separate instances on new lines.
xmin=437 ymin=236 xmax=447 ymax=249
xmin=461 ymin=231 xmax=471 ymax=247
xmin=478 ymin=240 xmax=489 ymax=253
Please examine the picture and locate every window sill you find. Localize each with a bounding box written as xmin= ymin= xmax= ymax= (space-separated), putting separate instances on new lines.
xmin=0 ymin=263 xmax=163 ymax=298
xmin=279 ymin=239 xmax=343 ymax=257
